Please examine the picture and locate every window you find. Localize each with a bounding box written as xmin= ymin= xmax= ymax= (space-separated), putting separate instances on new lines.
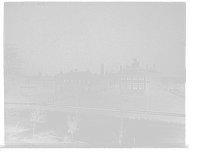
xmin=121 ymin=83 xmax=126 ymax=89
xmin=127 ymin=83 xmax=132 ymax=89
xmin=121 ymin=75 xmax=125 ymax=80
xmin=133 ymin=83 xmax=138 ymax=89
xmin=127 ymin=76 xmax=132 ymax=80
xmin=139 ymin=75 xmax=145 ymax=80
xmin=139 ymin=83 xmax=144 ymax=90
xmin=133 ymin=76 xmax=138 ymax=80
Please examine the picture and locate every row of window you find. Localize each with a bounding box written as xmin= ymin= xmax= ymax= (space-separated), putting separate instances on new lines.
xmin=121 ymin=83 xmax=145 ymax=90
xmin=69 ymin=75 xmax=82 ymax=78
xmin=20 ymin=84 xmax=35 ymax=88
xmin=20 ymin=88 xmax=34 ymax=93
xmin=59 ymin=79 xmax=90 ymax=84
xmin=20 ymin=82 xmax=54 ymax=87
xmin=121 ymin=75 xmax=146 ymax=81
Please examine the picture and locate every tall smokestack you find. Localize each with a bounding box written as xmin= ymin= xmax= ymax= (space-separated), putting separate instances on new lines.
xmin=153 ymin=64 xmax=157 ymax=71
xmin=100 ymin=63 xmax=104 ymax=77
xmin=146 ymin=64 xmax=149 ymax=71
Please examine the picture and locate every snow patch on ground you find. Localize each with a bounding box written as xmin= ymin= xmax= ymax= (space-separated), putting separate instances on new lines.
xmin=5 ymin=109 xmax=185 ymax=147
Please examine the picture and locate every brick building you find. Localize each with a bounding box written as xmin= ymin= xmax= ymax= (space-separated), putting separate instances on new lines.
xmin=55 ymin=69 xmax=103 ymax=94
xmin=19 ymin=72 xmax=55 ymax=95
xmin=109 ymin=58 xmax=161 ymax=96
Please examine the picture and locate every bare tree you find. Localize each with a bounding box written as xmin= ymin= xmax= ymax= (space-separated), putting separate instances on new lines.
xmin=30 ymin=109 xmax=47 ymax=138
xmin=4 ymin=47 xmax=22 ymax=76
xmin=66 ymin=114 xmax=79 ymax=141
xmin=4 ymin=47 xmax=22 ymax=95
xmin=105 ymin=117 xmax=132 ymax=146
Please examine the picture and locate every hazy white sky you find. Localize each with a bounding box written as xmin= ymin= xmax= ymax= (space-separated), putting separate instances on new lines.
xmin=4 ymin=2 xmax=186 ymax=77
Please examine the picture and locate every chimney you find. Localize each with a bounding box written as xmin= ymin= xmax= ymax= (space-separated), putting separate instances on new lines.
xmin=100 ymin=63 xmax=104 ymax=77
xmin=146 ymin=64 xmax=149 ymax=71
xmin=38 ymin=72 xmax=42 ymax=78
xmin=153 ymin=64 xmax=157 ymax=71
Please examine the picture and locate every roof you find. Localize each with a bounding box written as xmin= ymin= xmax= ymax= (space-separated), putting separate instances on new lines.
xmin=120 ymin=66 xmax=146 ymax=72
xmin=55 ymin=71 xmax=95 ymax=78
xmin=25 ymin=76 xmax=55 ymax=82
xmin=147 ymin=69 xmax=161 ymax=74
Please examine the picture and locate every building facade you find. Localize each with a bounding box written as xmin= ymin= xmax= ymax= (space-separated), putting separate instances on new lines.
xmin=109 ymin=59 xmax=161 ymax=96
xmin=55 ymin=70 xmax=102 ymax=94
xmin=19 ymin=73 xmax=55 ymax=95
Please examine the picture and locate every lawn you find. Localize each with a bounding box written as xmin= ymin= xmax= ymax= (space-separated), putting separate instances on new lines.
xmin=173 ymin=90 xmax=185 ymax=97
xmin=47 ymin=90 xmax=185 ymax=114
xmin=4 ymin=94 xmax=76 ymax=103
xmin=4 ymin=104 xmax=186 ymax=148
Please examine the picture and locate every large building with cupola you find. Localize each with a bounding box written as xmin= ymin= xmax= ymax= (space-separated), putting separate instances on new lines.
xmin=108 ymin=58 xmax=161 ymax=96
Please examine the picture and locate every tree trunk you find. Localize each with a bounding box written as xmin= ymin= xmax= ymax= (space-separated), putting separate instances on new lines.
xmin=15 ymin=122 xmax=19 ymax=128
xmin=33 ymin=122 xmax=36 ymax=138
xmin=118 ymin=134 xmax=122 ymax=145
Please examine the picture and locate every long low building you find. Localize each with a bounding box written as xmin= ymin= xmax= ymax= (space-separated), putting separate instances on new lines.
xmin=55 ymin=70 xmax=102 ymax=94
xmin=19 ymin=72 xmax=55 ymax=95
xmin=108 ymin=58 xmax=162 ymax=96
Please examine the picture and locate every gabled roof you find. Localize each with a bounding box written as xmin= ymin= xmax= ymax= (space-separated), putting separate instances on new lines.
xmin=55 ymin=71 xmax=95 ymax=78
xmin=25 ymin=76 xmax=55 ymax=82
xmin=120 ymin=66 xmax=146 ymax=72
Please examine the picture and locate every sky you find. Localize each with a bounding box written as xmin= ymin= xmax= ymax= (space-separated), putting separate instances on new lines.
xmin=4 ymin=2 xmax=186 ymax=77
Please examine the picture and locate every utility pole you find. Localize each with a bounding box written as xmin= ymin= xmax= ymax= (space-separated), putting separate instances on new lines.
xmin=146 ymin=83 xmax=150 ymax=113
xmin=74 ymin=69 xmax=78 ymax=115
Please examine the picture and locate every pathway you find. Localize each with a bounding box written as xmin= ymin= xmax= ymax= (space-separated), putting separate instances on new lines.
xmin=5 ymin=102 xmax=185 ymax=117
xmin=164 ymin=89 xmax=185 ymax=99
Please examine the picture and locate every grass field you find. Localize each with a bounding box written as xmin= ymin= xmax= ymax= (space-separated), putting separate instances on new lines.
xmin=4 ymin=94 xmax=73 ymax=103
xmin=57 ymin=89 xmax=184 ymax=114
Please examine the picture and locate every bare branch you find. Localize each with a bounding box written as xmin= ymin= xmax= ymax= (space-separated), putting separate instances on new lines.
xmin=122 ymin=121 xmax=133 ymax=135
xmin=104 ymin=124 xmax=118 ymax=141
xmin=113 ymin=119 xmax=119 ymax=131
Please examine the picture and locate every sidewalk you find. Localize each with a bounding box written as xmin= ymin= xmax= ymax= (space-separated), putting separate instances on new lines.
xmin=164 ymin=89 xmax=185 ymax=99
